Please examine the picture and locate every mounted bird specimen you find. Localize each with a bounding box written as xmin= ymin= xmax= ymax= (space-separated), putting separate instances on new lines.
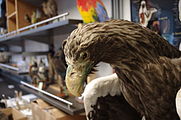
xmin=24 ymin=9 xmax=43 ymax=24
xmin=63 ymin=20 xmax=181 ymax=120
xmin=37 ymin=60 xmax=49 ymax=89
xmin=29 ymin=60 xmax=38 ymax=84
xmin=76 ymin=0 xmax=109 ymax=23
xmin=42 ymin=0 xmax=58 ymax=18
xmin=29 ymin=59 xmax=48 ymax=89
xmin=48 ymin=48 xmax=68 ymax=98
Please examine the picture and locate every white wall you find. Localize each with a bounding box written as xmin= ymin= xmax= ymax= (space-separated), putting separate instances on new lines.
xmin=53 ymin=32 xmax=69 ymax=51
xmin=24 ymin=40 xmax=49 ymax=52
xmin=103 ymin=0 xmax=112 ymax=18
xmin=9 ymin=40 xmax=49 ymax=65
xmin=123 ymin=0 xmax=131 ymax=21
xmin=56 ymin=0 xmax=81 ymax=20
xmin=9 ymin=45 xmax=22 ymax=63
xmin=10 ymin=55 xmax=22 ymax=63
xmin=9 ymin=45 xmax=22 ymax=52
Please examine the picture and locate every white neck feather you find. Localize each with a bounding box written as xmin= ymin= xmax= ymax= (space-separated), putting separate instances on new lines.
xmin=82 ymin=73 xmax=121 ymax=118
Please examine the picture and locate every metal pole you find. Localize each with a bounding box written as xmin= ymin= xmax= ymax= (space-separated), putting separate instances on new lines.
xmin=20 ymin=81 xmax=73 ymax=106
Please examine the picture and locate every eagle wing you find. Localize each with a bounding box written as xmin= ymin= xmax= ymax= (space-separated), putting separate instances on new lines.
xmin=116 ymin=56 xmax=181 ymax=120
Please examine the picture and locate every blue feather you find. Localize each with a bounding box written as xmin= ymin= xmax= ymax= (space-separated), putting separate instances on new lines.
xmin=95 ymin=2 xmax=109 ymax=22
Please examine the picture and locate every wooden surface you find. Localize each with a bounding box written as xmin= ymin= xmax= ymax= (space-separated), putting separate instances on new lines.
xmin=17 ymin=0 xmax=36 ymax=29
xmin=6 ymin=0 xmax=36 ymax=32
xmin=7 ymin=18 xmax=16 ymax=32
xmin=7 ymin=11 xmax=16 ymax=19
xmin=6 ymin=0 xmax=16 ymax=32
xmin=31 ymin=99 xmax=86 ymax=120
xmin=6 ymin=0 xmax=15 ymax=15
xmin=61 ymin=115 xmax=86 ymax=120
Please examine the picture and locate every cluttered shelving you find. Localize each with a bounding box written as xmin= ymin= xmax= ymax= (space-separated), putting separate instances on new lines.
xmin=0 ymin=65 xmax=85 ymax=115
xmin=0 ymin=13 xmax=84 ymax=115
xmin=0 ymin=14 xmax=81 ymax=43
xmin=0 ymin=0 xmax=86 ymax=118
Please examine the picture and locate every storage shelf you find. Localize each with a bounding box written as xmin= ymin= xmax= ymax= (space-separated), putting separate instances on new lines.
xmin=6 ymin=0 xmax=16 ymax=16
xmin=20 ymin=85 xmax=85 ymax=115
xmin=7 ymin=11 xmax=16 ymax=19
xmin=0 ymin=19 xmax=82 ymax=44
xmin=6 ymin=0 xmax=37 ymax=32
xmin=0 ymin=67 xmax=29 ymax=83
xmin=20 ymin=81 xmax=85 ymax=115
xmin=0 ymin=67 xmax=85 ymax=115
xmin=0 ymin=63 xmax=29 ymax=75
xmin=0 ymin=8 xmax=84 ymax=114
xmin=22 ymin=0 xmax=44 ymax=7
xmin=0 ymin=63 xmax=18 ymax=71
xmin=11 ymin=51 xmax=49 ymax=56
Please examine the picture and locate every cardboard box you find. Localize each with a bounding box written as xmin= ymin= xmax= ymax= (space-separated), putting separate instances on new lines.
xmin=0 ymin=108 xmax=28 ymax=120
xmin=12 ymin=108 xmax=27 ymax=120
xmin=61 ymin=115 xmax=86 ymax=120
xmin=31 ymin=99 xmax=67 ymax=120
xmin=31 ymin=99 xmax=86 ymax=120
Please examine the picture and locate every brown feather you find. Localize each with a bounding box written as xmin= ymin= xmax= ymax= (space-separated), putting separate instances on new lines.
xmin=63 ymin=19 xmax=181 ymax=120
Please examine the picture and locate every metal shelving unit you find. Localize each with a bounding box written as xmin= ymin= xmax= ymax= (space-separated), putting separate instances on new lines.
xmin=20 ymin=81 xmax=84 ymax=115
xmin=0 ymin=13 xmax=82 ymax=44
xmin=0 ymin=13 xmax=84 ymax=115
xmin=22 ymin=0 xmax=44 ymax=7
xmin=0 ymin=58 xmax=85 ymax=115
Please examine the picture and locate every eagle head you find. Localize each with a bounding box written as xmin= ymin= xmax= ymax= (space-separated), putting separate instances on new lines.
xmin=63 ymin=20 xmax=151 ymax=96
xmin=63 ymin=21 xmax=123 ymax=96
xmin=63 ymin=24 xmax=100 ymax=96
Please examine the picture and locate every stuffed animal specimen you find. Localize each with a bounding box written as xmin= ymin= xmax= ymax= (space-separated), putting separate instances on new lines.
xmin=63 ymin=20 xmax=181 ymax=120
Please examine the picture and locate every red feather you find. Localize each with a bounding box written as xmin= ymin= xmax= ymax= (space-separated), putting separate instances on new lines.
xmin=77 ymin=0 xmax=105 ymax=11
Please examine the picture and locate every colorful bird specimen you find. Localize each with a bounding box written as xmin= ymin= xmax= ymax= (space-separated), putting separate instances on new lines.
xmin=63 ymin=20 xmax=181 ymax=120
xmin=29 ymin=60 xmax=39 ymax=84
xmin=42 ymin=0 xmax=58 ymax=18
xmin=76 ymin=0 xmax=109 ymax=23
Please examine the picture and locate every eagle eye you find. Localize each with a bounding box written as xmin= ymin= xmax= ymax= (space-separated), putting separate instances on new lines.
xmin=80 ymin=52 xmax=88 ymax=60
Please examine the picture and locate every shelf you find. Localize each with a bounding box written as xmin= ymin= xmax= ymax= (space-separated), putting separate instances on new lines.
xmin=22 ymin=0 xmax=44 ymax=7
xmin=0 ymin=9 xmax=84 ymax=114
xmin=10 ymin=51 xmax=49 ymax=56
xmin=0 ymin=66 xmax=85 ymax=115
xmin=22 ymin=51 xmax=49 ymax=56
xmin=0 ymin=19 xmax=82 ymax=44
xmin=0 ymin=63 xmax=29 ymax=75
xmin=20 ymin=82 xmax=85 ymax=115
xmin=6 ymin=0 xmax=16 ymax=16
xmin=0 ymin=63 xmax=18 ymax=71
xmin=0 ymin=67 xmax=29 ymax=83
xmin=7 ymin=18 xmax=17 ymax=32
xmin=7 ymin=11 xmax=16 ymax=20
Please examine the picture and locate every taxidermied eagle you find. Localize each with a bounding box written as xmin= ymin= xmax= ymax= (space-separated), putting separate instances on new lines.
xmin=63 ymin=20 xmax=181 ymax=120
